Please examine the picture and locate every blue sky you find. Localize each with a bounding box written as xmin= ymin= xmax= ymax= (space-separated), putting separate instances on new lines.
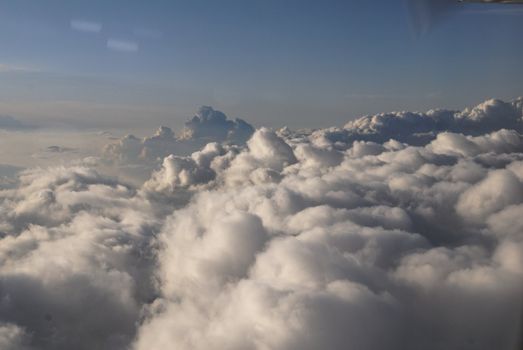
xmin=0 ymin=0 xmax=522 ymax=131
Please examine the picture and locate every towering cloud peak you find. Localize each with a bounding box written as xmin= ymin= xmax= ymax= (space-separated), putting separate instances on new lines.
xmin=103 ymin=107 xmax=254 ymax=165
xmin=152 ymin=126 xmax=175 ymax=139
xmin=181 ymin=106 xmax=255 ymax=144
xmin=101 ymin=107 xmax=255 ymax=183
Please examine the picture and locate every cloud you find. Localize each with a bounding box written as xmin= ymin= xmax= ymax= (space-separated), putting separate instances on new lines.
xmin=102 ymin=107 xmax=254 ymax=183
xmin=0 ymin=164 xmax=23 ymax=189
xmin=143 ymin=142 xmax=238 ymax=195
xmin=30 ymin=146 xmax=78 ymax=161
xmin=0 ymin=323 xmax=32 ymax=350
xmin=0 ymin=166 xmax=159 ymax=350
xmin=1 ymin=97 xmax=523 ymax=350
xmin=456 ymin=169 xmax=523 ymax=223
xmin=43 ymin=146 xmax=76 ymax=153
xmin=134 ymin=98 xmax=523 ymax=350
xmin=70 ymin=20 xmax=102 ymax=34
xmin=180 ymin=106 xmax=255 ymax=144
xmin=311 ymin=98 xmax=523 ymax=148
xmin=0 ymin=115 xmax=34 ymax=131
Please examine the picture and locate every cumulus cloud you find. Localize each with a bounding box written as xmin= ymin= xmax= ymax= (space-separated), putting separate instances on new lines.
xmin=312 ymin=97 xmax=523 ymax=148
xmin=134 ymin=98 xmax=523 ymax=350
xmin=0 ymin=167 xmax=159 ymax=350
xmin=143 ymin=142 xmax=238 ymax=195
xmin=103 ymin=107 xmax=253 ymax=164
xmin=102 ymin=107 xmax=254 ymax=183
xmin=180 ymin=106 xmax=255 ymax=144
xmin=1 ymin=97 xmax=523 ymax=350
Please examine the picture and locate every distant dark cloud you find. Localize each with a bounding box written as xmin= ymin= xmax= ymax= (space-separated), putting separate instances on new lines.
xmin=180 ymin=106 xmax=255 ymax=143
xmin=30 ymin=146 xmax=78 ymax=162
xmin=0 ymin=164 xmax=23 ymax=178
xmin=0 ymin=115 xmax=35 ymax=131
xmin=44 ymin=146 xmax=76 ymax=153
xmin=0 ymin=164 xmax=23 ymax=189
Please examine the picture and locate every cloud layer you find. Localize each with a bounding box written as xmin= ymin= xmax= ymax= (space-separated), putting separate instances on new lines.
xmin=1 ymin=97 xmax=522 ymax=350
xmin=0 ymin=167 xmax=158 ymax=350
xmin=101 ymin=106 xmax=254 ymax=183
xmin=313 ymin=98 xmax=523 ymax=147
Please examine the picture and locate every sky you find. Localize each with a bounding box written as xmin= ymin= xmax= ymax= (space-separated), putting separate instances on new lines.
xmin=0 ymin=0 xmax=522 ymax=131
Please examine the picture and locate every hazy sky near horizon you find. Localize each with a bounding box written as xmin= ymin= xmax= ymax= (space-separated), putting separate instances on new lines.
xmin=0 ymin=0 xmax=522 ymax=131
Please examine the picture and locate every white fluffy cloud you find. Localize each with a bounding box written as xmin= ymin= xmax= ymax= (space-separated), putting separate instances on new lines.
xmin=1 ymin=97 xmax=523 ymax=350
xmin=103 ymin=106 xmax=254 ymax=165
xmin=0 ymin=167 xmax=158 ymax=350
xmin=101 ymin=107 xmax=254 ymax=184
xmin=312 ymin=98 xmax=523 ymax=148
